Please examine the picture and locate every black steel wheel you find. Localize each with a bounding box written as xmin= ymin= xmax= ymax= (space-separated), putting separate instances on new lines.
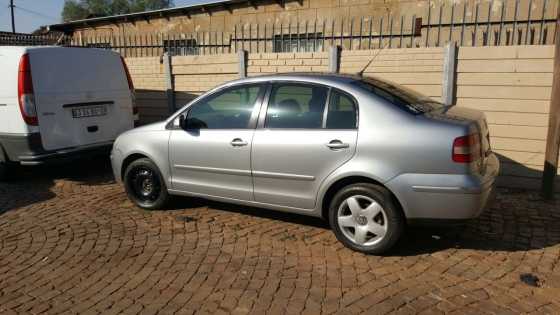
xmin=0 ymin=161 xmax=7 ymax=181
xmin=124 ymin=158 xmax=169 ymax=210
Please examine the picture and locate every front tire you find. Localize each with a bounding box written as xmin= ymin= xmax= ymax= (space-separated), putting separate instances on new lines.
xmin=124 ymin=158 xmax=170 ymax=210
xmin=0 ymin=161 xmax=7 ymax=181
xmin=329 ymin=183 xmax=404 ymax=255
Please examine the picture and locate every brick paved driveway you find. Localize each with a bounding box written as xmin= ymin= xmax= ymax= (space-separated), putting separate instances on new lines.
xmin=1 ymin=159 xmax=559 ymax=315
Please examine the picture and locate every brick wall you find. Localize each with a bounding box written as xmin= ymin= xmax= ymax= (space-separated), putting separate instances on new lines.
xmin=172 ymin=54 xmax=239 ymax=108
xmin=124 ymin=57 xmax=167 ymax=124
xmin=247 ymin=52 xmax=329 ymax=75
xmin=73 ymin=0 xmax=557 ymax=49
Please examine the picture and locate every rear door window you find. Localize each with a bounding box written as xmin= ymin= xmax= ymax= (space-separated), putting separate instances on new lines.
xmin=326 ymin=90 xmax=357 ymax=129
xmin=265 ymin=83 xmax=328 ymax=129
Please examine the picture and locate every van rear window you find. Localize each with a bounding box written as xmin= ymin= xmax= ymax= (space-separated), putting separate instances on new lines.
xmin=351 ymin=78 xmax=445 ymax=115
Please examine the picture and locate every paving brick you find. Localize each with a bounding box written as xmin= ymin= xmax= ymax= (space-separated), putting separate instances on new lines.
xmin=0 ymin=161 xmax=559 ymax=314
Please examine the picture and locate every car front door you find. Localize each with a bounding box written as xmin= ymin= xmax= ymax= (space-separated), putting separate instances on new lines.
xmin=251 ymin=82 xmax=359 ymax=209
xmin=169 ymin=83 xmax=264 ymax=201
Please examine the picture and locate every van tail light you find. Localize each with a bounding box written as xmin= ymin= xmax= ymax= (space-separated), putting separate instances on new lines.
xmin=452 ymin=134 xmax=482 ymax=163
xmin=119 ymin=56 xmax=139 ymax=119
xmin=18 ymin=53 xmax=38 ymax=126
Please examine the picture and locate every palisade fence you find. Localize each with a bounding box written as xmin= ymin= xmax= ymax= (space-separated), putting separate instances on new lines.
xmin=1 ymin=0 xmax=558 ymax=56
xmin=0 ymin=31 xmax=70 ymax=46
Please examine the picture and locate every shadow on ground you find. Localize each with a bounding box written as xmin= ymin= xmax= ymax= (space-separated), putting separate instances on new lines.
xmin=167 ymin=197 xmax=330 ymax=230
xmin=167 ymin=188 xmax=560 ymax=256
xmin=0 ymin=155 xmax=114 ymax=214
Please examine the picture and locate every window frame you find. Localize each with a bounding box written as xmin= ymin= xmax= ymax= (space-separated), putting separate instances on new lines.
xmin=272 ymin=32 xmax=324 ymax=53
xmin=163 ymin=38 xmax=199 ymax=56
xmin=169 ymin=83 xmax=266 ymax=130
xmin=85 ymin=43 xmax=111 ymax=49
xmin=257 ymin=81 xmax=359 ymax=130
xmin=351 ymin=78 xmax=443 ymax=115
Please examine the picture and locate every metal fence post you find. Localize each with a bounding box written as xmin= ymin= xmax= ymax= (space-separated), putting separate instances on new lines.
xmin=163 ymin=52 xmax=175 ymax=114
xmin=442 ymin=41 xmax=457 ymax=106
xmin=329 ymin=45 xmax=340 ymax=73
xmin=238 ymin=49 xmax=248 ymax=78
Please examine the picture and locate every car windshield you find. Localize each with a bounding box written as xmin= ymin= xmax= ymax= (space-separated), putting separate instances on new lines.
xmin=351 ymin=77 xmax=446 ymax=114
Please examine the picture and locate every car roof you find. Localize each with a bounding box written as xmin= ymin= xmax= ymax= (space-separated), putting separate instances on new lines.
xmin=228 ymin=72 xmax=363 ymax=87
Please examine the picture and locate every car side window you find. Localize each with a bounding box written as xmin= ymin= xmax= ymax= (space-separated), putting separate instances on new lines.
xmin=187 ymin=85 xmax=261 ymax=129
xmin=326 ymin=89 xmax=357 ymax=129
xmin=265 ymin=83 xmax=328 ymax=129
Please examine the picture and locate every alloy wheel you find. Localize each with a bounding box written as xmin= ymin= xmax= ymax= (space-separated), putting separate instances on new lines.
xmin=336 ymin=195 xmax=388 ymax=246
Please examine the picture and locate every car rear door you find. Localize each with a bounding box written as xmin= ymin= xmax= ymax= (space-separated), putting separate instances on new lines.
xmin=30 ymin=47 xmax=133 ymax=151
xmin=251 ymin=83 xmax=358 ymax=209
xmin=168 ymin=83 xmax=264 ymax=201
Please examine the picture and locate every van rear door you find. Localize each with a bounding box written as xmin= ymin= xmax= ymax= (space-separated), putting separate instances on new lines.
xmin=29 ymin=47 xmax=134 ymax=151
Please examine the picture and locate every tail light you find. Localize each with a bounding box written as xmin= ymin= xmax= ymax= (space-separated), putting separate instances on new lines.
xmin=452 ymin=134 xmax=482 ymax=163
xmin=18 ymin=53 xmax=38 ymax=126
xmin=120 ymin=56 xmax=138 ymax=117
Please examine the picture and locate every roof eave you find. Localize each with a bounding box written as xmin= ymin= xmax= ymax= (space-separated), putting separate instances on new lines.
xmin=48 ymin=0 xmax=242 ymax=32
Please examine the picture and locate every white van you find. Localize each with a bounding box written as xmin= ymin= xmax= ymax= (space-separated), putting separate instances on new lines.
xmin=0 ymin=46 xmax=138 ymax=179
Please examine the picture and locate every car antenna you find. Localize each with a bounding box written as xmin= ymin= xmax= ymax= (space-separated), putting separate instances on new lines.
xmin=356 ymin=42 xmax=390 ymax=77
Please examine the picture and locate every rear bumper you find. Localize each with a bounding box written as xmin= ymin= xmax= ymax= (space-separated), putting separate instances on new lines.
xmin=386 ymin=153 xmax=500 ymax=222
xmin=0 ymin=133 xmax=112 ymax=165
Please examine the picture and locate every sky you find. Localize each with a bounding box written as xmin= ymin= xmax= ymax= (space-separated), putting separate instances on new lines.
xmin=0 ymin=0 xmax=203 ymax=33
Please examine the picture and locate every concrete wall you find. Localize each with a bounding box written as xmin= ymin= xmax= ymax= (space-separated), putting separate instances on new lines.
xmin=455 ymin=45 xmax=557 ymax=189
xmin=124 ymin=44 xmax=557 ymax=189
xmin=339 ymin=48 xmax=445 ymax=101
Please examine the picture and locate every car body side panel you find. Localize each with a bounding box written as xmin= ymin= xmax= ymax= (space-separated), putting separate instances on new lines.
xmin=385 ymin=153 xmax=500 ymax=219
xmin=313 ymin=86 xmax=470 ymax=216
xmin=112 ymin=122 xmax=171 ymax=185
xmin=169 ymin=129 xmax=255 ymax=201
xmin=252 ymin=129 xmax=357 ymax=209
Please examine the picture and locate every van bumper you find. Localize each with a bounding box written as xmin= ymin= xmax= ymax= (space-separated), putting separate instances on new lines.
xmin=0 ymin=133 xmax=112 ymax=165
xmin=386 ymin=153 xmax=500 ymax=225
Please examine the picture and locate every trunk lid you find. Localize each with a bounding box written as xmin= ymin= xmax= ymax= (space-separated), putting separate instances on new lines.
xmin=29 ymin=47 xmax=134 ymax=151
xmin=427 ymin=106 xmax=492 ymax=173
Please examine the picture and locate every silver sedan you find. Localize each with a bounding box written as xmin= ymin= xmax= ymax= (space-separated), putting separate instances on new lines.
xmin=111 ymin=73 xmax=499 ymax=254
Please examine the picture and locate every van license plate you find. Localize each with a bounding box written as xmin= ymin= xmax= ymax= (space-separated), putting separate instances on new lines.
xmin=72 ymin=105 xmax=107 ymax=118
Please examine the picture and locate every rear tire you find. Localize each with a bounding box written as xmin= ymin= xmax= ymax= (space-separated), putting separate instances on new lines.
xmin=328 ymin=183 xmax=404 ymax=255
xmin=0 ymin=148 xmax=11 ymax=182
xmin=124 ymin=158 xmax=170 ymax=210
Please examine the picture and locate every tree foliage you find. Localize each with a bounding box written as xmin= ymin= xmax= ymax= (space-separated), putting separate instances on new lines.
xmin=61 ymin=0 xmax=174 ymax=22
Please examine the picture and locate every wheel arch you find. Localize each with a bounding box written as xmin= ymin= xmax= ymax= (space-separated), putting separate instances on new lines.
xmin=0 ymin=143 xmax=6 ymax=163
xmin=320 ymin=175 xmax=405 ymax=221
xmin=120 ymin=152 xmax=151 ymax=181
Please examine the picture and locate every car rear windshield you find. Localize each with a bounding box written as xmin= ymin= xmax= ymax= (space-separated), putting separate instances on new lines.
xmin=351 ymin=77 xmax=445 ymax=115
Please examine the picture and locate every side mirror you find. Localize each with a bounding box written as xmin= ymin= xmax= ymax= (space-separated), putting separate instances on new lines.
xmin=179 ymin=115 xmax=207 ymax=130
xmin=178 ymin=114 xmax=188 ymax=129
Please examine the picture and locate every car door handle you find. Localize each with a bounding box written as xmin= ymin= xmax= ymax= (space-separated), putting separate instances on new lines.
xmin=326 ymin=140 xmax=349 ymax=149
xmin=230 ymin=138 xmax=248 ymax=147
